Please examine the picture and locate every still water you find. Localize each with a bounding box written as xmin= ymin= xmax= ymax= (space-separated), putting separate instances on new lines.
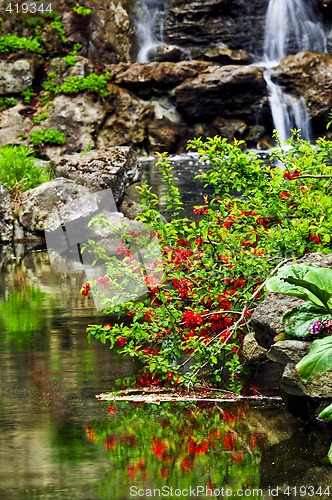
xmin=0 ymin=248 xmax=331 ymax=500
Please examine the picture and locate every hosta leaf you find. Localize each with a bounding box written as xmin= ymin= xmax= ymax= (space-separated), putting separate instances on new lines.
xmin=282 ymin=302 xmax=328 ymax=338
xmin=296 ymin=335 xmax=332 ymax=380
xmin=267 ymin=264 xmax=332 ymax=309
xmin=318 ymin=402 xmax=332 ymax=421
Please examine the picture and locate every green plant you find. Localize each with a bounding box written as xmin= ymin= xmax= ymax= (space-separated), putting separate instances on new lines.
xmin=33 ymin=111 xmax=50 ymax=124
xmin=82 ymin=131 xmax=332 ymax=391
xmin=62 ymin=43 xmax=82 ymax=67
xmin=50 ymin=16 xmax=67 ymax=43
xmin=0 ymin=33 xmax=42 ymax=53
xmin=0 ymin=145 xmax=50 ymax=191
xmin=266 ymin=263 xmax=332 ymax=464
xmin=43 ymin=72 xmax=111 ymax=97
xmin=0 ymin=97 xmax=17 ymax=111
xmin=73 ymin=6 xmax=93 ymax=16
xmin=266 ymin=264 xmax=332 ymax=338
xmin=21 ymin=89 xmax=34 ymax=104
xmin=29 ymin=128 xmax=66 ymax=146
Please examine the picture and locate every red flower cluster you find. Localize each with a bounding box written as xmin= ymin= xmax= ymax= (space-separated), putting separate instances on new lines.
xmin=81 ymin=282 xmax=90 ymax=297
xmin=151 ymin=438 xmax=169 ymax=460
xmin=182 ymin=310 xmax=203 ymax=328
xmin=188 ymin=438 xmax=209 ymax=455
xmin=309 ymin=233 xmax=321 ymax=244
xmin=173 ymin=277 xmax=194 ymax=299
xmin=136 ymin=371 xmax=160 ymax=386
xmin=283 ymin=170 xmax=301 ymax=179
xmin=193 ymin=206 xmax=209 ymax=215
xmin=117 ymin=337 xmax=127 ymax=346
xmin=279 ymin=191 xmax=291 ymax=200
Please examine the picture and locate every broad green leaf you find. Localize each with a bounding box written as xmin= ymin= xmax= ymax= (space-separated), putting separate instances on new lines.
xmin=266 ymin=264 xmax=312 ymax=300
xmin=284 ymin=276 xmax=331 ymax=309
xmin=266 ymin=264 xmax=332 ymax=309
xmin=296 ymin=335 xmax=332 ymax=380
xmin=318 ymin=402 xmax=332 ymax=421
xmin=282 ymin=302 xmax=329 ymax=338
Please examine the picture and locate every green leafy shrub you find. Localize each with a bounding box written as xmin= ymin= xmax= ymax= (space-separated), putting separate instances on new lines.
xmin=0 ymin=97 xmax=17 ymax=111
xmin=0 ymin=145 xmax=50 ymax=191
xmin=73 ymin=6 xmax=93 ymax=16
xmin=29 ymin=128 xmax=66 ymax=146
xmin=43 ymin=72 xmax=111 ymax=97
xmin=33 ymin=111 xmax=50 ymax=124
xmin=0 ymin=34 xmax=42 ymax=53
xmin=82 ymin=131 xmax=332 ymax=391
xmin=62 ymin=43 xmax=83 ymax=67
xmin=21 ymin=89 xmax=34 ymax=104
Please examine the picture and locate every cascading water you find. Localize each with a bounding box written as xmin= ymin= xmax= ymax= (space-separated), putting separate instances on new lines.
xmin=135 ymin=0 xmax=169 ymax=62
xmin=263 ymin=0 xmax=327 ymax=143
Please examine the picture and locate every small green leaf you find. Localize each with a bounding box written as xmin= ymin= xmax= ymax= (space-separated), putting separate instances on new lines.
xmin=318 ymin=402 xmax=332 ymax=421
xmin=296 ymin=335 xmax=332 ymax=379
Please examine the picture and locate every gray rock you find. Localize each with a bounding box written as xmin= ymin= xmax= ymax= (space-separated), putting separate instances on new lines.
xmin=0 ymin=60 xmax=34 ymax=94
xmin=251 ymin=292 xmax=304 ymax=349
xmin=242 ymin=332 xmax=268 ymax=361
xmin=19 ymin=178 xmax=98 ymax=233
xmin=0 ymin=182 xmax=14 ymax=243
xmin=0 ymin=105 xmax=32 ymax=147
xmin=174 ymin=64 xmax=266 ymax=121
xmin=281 ymin=363 xmax=332 ymax=398
xmin=268 ymin=340 xmax=310 ymax=365
xmin=32 ymin=94 xmax=108 ymax=157
xmin=53 ymin=147 xmax=139 ymax=203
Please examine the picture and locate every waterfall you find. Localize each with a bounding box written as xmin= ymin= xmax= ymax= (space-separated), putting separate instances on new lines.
xmin=263 ymin=0 xmax=327 ymax=142
xmin=135 ymin=0 xmax=169 ymax=62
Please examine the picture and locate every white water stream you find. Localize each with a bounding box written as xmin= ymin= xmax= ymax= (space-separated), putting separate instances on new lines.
xmin=263 ymin=0 xmax=327 ymax=142
xmin=135 ymin=0 xmax=169 ymax=62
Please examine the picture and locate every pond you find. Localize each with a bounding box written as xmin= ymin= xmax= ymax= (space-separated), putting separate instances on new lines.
xmin=1 ymin=247 xmax=331 ymax=500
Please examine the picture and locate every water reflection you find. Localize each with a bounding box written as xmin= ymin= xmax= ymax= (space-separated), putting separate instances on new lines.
xmin=0 ymin=249 xmax=331 ymax=499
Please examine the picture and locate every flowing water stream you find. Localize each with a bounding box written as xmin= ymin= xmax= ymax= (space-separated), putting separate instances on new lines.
xmin=135 ymin=0 xmax=169 ymax=62
xmin=262 ymin=0 xmax=327 ymax=142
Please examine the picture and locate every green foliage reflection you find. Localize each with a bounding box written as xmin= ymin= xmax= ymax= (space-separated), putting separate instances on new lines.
xmin=85 ymin=402 xmax=267 ymax=498
xmin=0 ymin=285 xmax=51 ymax=349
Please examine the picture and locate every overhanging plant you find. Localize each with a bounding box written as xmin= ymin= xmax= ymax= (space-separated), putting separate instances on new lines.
xmin=266 ymin=263 xmax=332 ymax=464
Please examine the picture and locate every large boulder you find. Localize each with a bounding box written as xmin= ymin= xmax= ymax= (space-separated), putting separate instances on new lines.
xmin=53 ymin=147 xmax=139 ymax=203
xmin=174 ymin=64 xmax=267 ymax=121
xmin=96 ymin=86 xmax=153 ymax=149
xmin=61 ymin=0 xmax=133 ymax=63
xmin=251 ymin=252 xmax=332 ymax=399
xmin=271 ymin=51 xmax=332 ymax=133
xmin=0 ymin=182 xmax=14 ymax=243
xmin=107 ymin=60 xmax=212 ymax=93
xmin=31 ymin=94 xmax=108 ymax=157
xmin=19 ymin=178 xmax=97 ymax=234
